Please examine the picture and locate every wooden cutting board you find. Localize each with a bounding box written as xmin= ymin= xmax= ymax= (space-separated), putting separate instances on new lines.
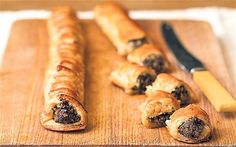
xmin=0 ymin=19 xmax=235 ymax=146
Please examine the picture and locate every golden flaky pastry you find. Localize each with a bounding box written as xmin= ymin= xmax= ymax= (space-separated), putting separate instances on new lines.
xmin=110 ymin=62 xmax=156 ymax=94
xmin=94 ymin=2 xmax=147 ymax=55
xmin=166 ymin=104 xmax=212 ymax=143
xmin=140 ymin=90 xmax=180 ymax=128
xmin=146 ymin=73 xmax=195 ymax=105
xmin=40 ymin=6 xmax=87 ymax=131
xmin=127 ymin=44 xmax=169 ymax=73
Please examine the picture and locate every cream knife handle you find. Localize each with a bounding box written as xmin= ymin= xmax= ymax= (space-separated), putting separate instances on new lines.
xmin=193 ymin=70 xmax=236 ymax=112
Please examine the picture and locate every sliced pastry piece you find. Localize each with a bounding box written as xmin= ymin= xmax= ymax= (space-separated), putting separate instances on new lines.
xmin=146 ymin=73 xmax=194 ymax=106
xmin=94 ymin=2 xmax=148 ymax=55
xmin=166 ymin=104 xmax=212 ymax=143
xmin=110 ymin=62 xmax=156 ymax=94
xmin=127 ymin=44 xmax=169 ymax=74
xmin=139 ymin=90 xmax=180 ymax=128
xmin=40 ymin=6 xmax=87 ymax=131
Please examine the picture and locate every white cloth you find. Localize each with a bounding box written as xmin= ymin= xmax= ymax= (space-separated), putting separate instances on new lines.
xmin=0 ymin=7 xmax=235 ymax=84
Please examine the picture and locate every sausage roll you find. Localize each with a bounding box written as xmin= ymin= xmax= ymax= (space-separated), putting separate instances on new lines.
xmin=146 ymin=73 xmax=194 ymax=106
xmin=40 ymin=6 xmax=87 ymax=131
xmin=166 ymin=104 xmax=212 ymax=143
xmin=127 ymin=44 xmax=169 ymax=74
xmin=94 ymin=2 xmax=148 ymax=55
xmin=110 ymin=62 xmax=156 ymax=94
xmin=139 ymin=90 xmax=180 ymax=128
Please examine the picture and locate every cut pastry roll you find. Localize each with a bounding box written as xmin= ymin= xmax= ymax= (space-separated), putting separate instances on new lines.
xmin=127 ymin=44 xmax=169 ymax=74
xmin=139 ymin=90 xmax=180 ymax=128
xmin=146 ymin=73 xmax=194 ymax=106
xmin=166 ymin=104 xmax=212 ymax=143
xmin=110 ymin=62 xmax=156 ymax=94
xmin=40 ymin=6 xmax=87 ymax=131
xmin=94 ymin=2 xmax=148 ymax=55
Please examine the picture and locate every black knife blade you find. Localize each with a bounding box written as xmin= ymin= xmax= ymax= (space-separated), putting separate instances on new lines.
xmin=161 ymin=22 xmax=236 ymax=112
xmin=161 ymin=22 xmax=204 ymax=72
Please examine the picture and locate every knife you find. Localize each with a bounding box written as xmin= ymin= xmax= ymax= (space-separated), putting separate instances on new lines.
xmin=161 ymin=22 xmax=236 ymax=112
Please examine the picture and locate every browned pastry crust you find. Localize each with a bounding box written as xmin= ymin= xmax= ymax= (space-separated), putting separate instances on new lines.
xmin=127 ymin=44 xmax=169 ymax=73
xmin=166 ymin=104 xmax=212 ymax=143
xmin=110 ymin=62 xmax=156 ymax=94
xmin=139 ymin=90 xmax=180 ymax=128
xmin=40 ymin=6 xmax=87 ymax=131
xmin=94 ymin=2 xmax=147 ymax=55
xmin=146 ymin=73 xmax=195 ymax=106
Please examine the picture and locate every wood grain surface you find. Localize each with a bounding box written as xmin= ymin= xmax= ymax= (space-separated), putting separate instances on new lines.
xmin=0 ymin=19 xmax=235 ymax=146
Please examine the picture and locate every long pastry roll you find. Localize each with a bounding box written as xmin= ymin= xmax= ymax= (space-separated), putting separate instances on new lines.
xmin=127 ymin=44 xmax=169 ymax=74
xmin=139 ymin=90 xmax=180 ymax=128
xmin=94 ymin=2 xmax=148 ymax=55
xmin=40 ymin=6 xmax=87 ymax=131
xmin=146 ymin=73 xmax=194 ymax=106
xmin=110 ymin=62 xmax=156 ymax=94
xmin=166 ymin=104 xmax=212 ymax=143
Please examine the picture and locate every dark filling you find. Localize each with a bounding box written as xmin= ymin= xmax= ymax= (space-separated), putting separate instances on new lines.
xmin=128 ymin=37 xmax=148 ymax=49
xmin=132 ymin=73 xmax=155 ymax=94
xmin=143 ymin=54 xmax=165 ymax=74
xmin=53 ymin=99 xmax=80 ymax=124
xmin=178 ymin=117 xmax=205 ymax=139
xmin=171 ymin=85 xmax=189 ymax=106
xmin=148 ymin=112 xmax=171 ymax=127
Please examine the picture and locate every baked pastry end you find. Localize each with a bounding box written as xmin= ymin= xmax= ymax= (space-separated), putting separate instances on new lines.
xmin=110 ymin=62 xmax=156 ymax=94
xmin=166 ymin=104 xmax=212 ymax=143
xmin=41 ymin=97 xmax=87 ymax=131
xmin=140 ymin=90 xmax=180 ymax=128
